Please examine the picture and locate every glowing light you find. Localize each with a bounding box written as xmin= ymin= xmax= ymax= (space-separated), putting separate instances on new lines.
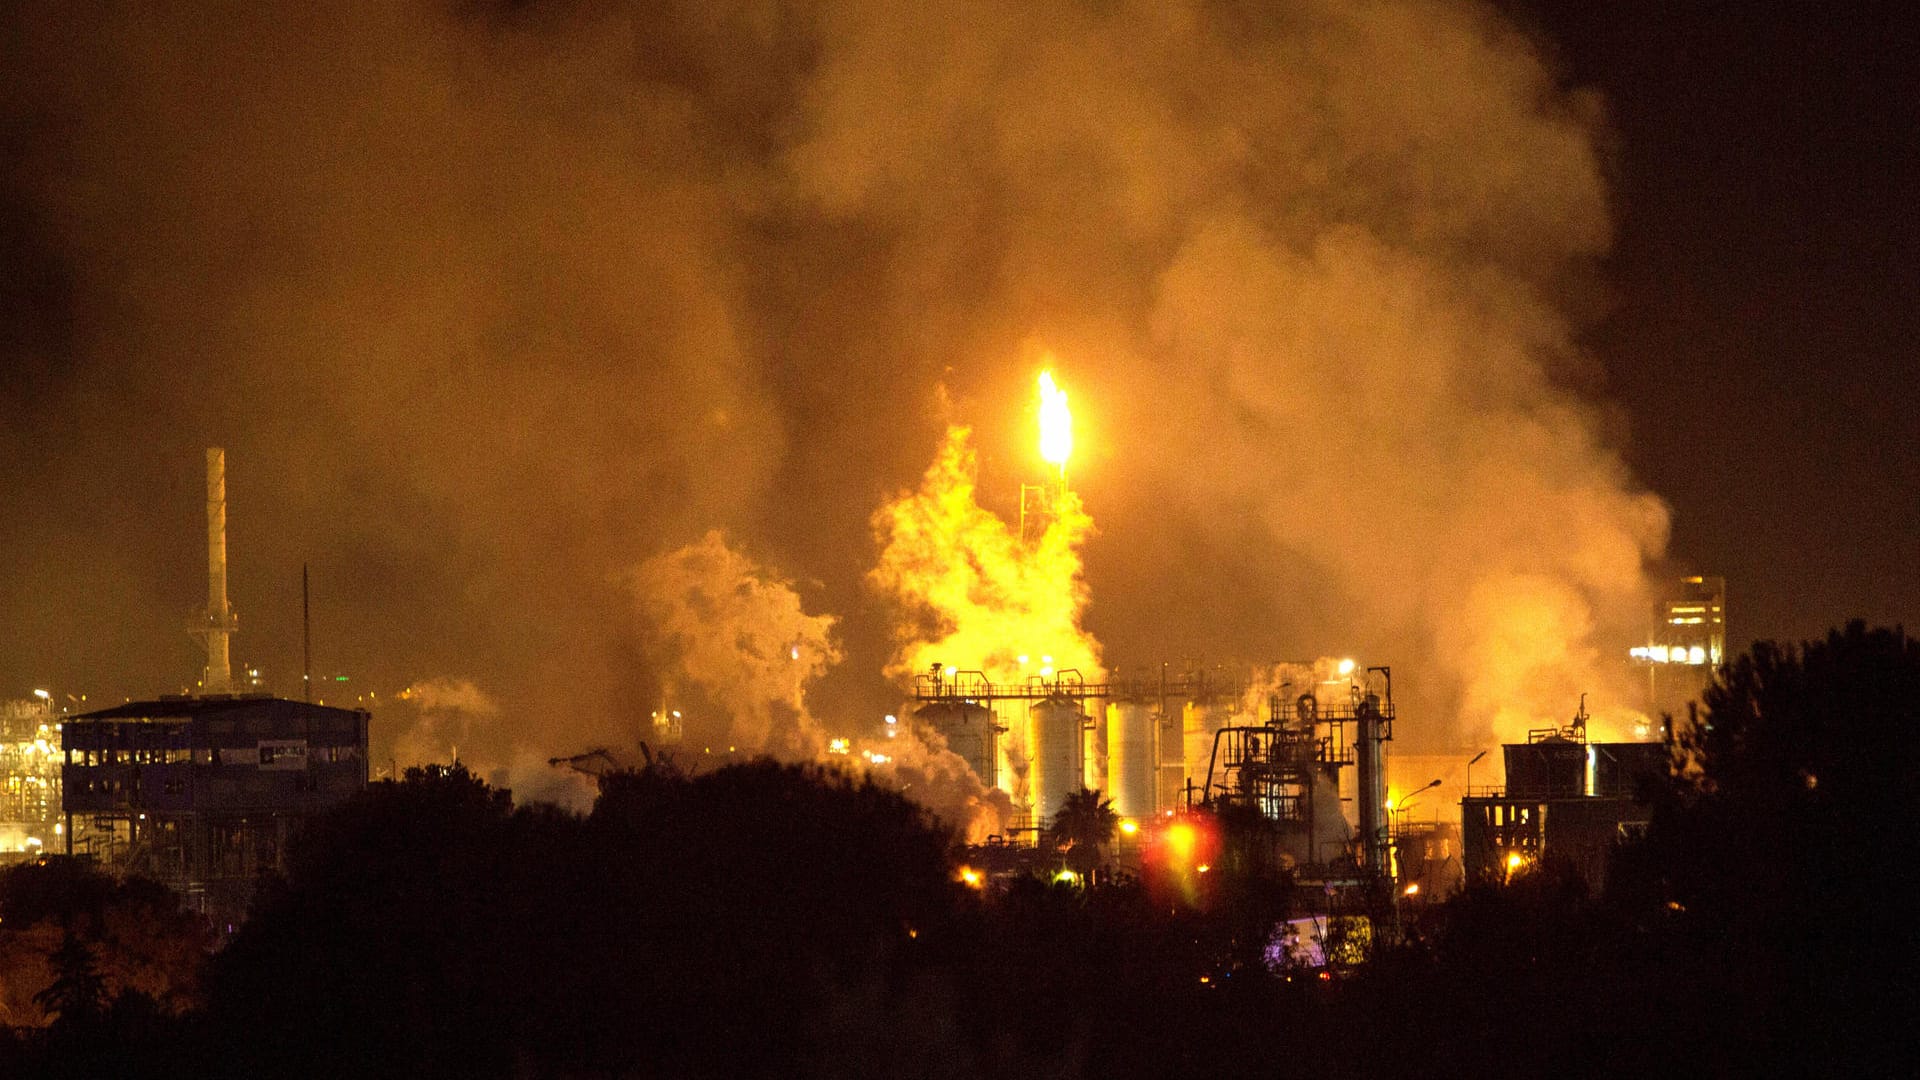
xmin=828 ymin=738 xmax=850 ymax=755
xmin=1195 ymin=864 xmax=1211 ymax=874
xmin=1403 ymin=883 xmax=1420 ymax=897
xmin=1505 ymin=851 xmax=1526 ymax=872
xmin=957 ymin=866 xmax=983 ymax=888
xmin=1017 ymin=655 xmax=1029 ymax=665
xmin=1336 ymin=659 xmax=1355 ymax=677
xmin=1118 ymin=819 xmax=1139 ymax=836
xmin=1037 ymin=371 xmax=1072 ymax=475
xmin=884 ymin=714 xmax=897 ymax=725
xmin=942 ymin=665 xmax=958 ymax=678
xmin=31 ymin=689 xmax=50 ymax=700
xmin=1166 ymin=822 xmax=1198 ymax=861
xmin=789 ymin=646 xmax=800 ymax=660
xmin=1052 ymin=869 xmax=1080 ymax=885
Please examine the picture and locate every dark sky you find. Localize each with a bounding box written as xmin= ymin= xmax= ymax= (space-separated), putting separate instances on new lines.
xmin=1 ymin=1 xmax=1914 ymax=762
xmin=1517 ymin=0 xmax=1920 ymax=649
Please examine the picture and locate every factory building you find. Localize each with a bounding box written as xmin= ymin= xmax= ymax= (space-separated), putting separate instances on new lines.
xmin=1 ymin=696 xmax=63 ymax=860
xmin=1631 ymin=575 xmax=1728 ymax=723
xmin=62 ymin=694 xmax=369 ymax=923
xmin=1460 ymin=728 xmax=1667 ymax=890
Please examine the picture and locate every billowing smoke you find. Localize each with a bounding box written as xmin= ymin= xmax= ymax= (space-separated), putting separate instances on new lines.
xmin=2 ymin=1 xmax=1665 ymax=777
xmin=630 ymin=530 xmax=840 ymax=759
xmin=633 ymin=529 xmax=1008 ymax=836
xmin=389 ymin=676 xmax=501 ymax=769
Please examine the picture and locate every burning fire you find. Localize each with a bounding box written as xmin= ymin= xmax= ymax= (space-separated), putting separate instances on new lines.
xmin=1037 ymin=368 xmax=1072 ymax=477
xmin=871 ymin=368 xmax=1102 ymax=689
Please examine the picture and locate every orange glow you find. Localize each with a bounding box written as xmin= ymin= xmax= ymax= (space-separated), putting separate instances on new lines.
xmin=957 ymin=866 xmax=983 ymax=888
xmin=1166 ymin=822 xmax=1198 ymax=861
xmin=1037 ymin=370 xmax=1072 ymax=476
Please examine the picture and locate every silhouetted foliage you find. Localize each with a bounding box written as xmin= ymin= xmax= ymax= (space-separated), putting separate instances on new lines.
xmin=33 ymin=927 xmax=107 ymax=1028
xmin=23 ymin=625 xmax=1918 ymax=1078
xmin=1608 ymin=621 xmax=1920 ymax=1073
xmin=1045 ymin=787 xmax=1117 ymax=872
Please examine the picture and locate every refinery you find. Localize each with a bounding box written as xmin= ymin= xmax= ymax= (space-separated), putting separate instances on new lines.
xmin=3 ymin=370 xmax=1726 ymax=949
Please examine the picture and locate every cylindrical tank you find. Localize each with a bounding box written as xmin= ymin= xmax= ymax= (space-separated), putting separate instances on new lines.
xmin=1183 ymin=702 xmax=1226 ymax=802
xmin=1029 ymin=697 xmax=1084 ymax=828
xmin=912 ymin=702 xmax=995 ymax=787
xmin=1156 ymin=709 xmax=1185 ymax=813
xmin=1106 ymin=702 xmax=1156 ymax=821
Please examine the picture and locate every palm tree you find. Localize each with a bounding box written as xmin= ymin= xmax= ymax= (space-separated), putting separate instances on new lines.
xmin=1047 ymin=788 xmax=1119 ymax=877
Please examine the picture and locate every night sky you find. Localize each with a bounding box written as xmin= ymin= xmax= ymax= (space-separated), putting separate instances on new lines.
xmin=0 ymin=2 xmax=1914 ymax=765
xmin=1519 ymin=0 xmax=1919 ymax=647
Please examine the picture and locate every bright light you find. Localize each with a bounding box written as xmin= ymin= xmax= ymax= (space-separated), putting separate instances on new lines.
xmin=1403 ymin=883 xmax=1420 ymax=897
xmin=957 ymin=866 xmax=983 ymax=888
xmin=1118 ymin=819 xmax=1139 ymax=836
xmin=1017 ymin=655 xmax=1029 ymax=665
xmin=31 ymin=689 xmax=49 ymax=700
xmin=1505 ymin=851 xmax=1526 ymax=872
xmin=828 ymin=738 xmax=850 ymax=755
xmin=1166 ymin=822 xmax=1198 ymax=861
xmin=1052 ymin=869 xmax=1079 ymax=885
xmin=1336 ymin=659 xmax=1355 ymax=677
xmin=884 ymin=715 xmax=897 ymax=725
xmin=1037 ymin=371 xmax=1073 ymax=474
xmin=943 ymin=665 xmax=958 ymax=678
xmin=1195 ymin=864 xmax=1211 ymax=874
xmin=789 ymin=647 xmax=800 ymax=661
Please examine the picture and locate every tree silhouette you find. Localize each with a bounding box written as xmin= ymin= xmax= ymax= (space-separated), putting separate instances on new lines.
xmin=34 ymin=926 xmax=108 ymax=1029
xmin=1046 ymin=787 xmax=1118 ymax=875
xmin=1613 ymin=621 xmax=1920 ymax=1073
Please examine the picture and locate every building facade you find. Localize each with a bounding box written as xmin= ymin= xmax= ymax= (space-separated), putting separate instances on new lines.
xmin=62 ymin=695 xmax=368 ymax=923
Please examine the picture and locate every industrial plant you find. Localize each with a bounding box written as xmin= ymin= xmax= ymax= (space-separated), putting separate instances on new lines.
xmin=24 ymin=448 xmax=371 ymax=926
xmin=3 ymin=390 xmax=1707 ymax=954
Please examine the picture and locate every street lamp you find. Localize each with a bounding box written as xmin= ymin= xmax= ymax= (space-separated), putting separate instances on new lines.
xmin=1464 ymin=749 xmax=1487 ymax=795
xmin=1391 ymin=777 xmax=1442 ymax=817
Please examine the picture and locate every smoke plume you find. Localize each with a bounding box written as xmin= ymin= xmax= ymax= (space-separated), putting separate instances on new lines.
xmin=1 ymin=0 xmax=1666 ymax=777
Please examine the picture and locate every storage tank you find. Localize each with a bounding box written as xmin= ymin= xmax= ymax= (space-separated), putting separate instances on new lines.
xmin=1156 ymin=709 xmax=1185 ymax=812
xmin=1029 ymin=697 xmax=1085 ymax=828
xmin=1182 ymin=701 xmax=1227 ymax=801
xmin=1105 ymin=701 xmax=1156 ymax=820
xmin=912 ymin=702 xmax=996 ymax=787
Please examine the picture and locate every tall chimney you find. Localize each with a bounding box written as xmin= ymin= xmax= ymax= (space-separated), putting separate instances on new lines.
xmin=196 ymin=447 xmax=238 ymax=694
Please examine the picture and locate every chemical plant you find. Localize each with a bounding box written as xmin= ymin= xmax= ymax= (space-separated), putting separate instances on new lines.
xmin=4 ymin=385 xmax=1705 ymax=956
xmin=30 ymin=448 xmax=370 ymax=927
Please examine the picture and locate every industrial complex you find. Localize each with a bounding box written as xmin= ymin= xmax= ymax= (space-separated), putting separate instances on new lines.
xmin=5 ymin=406 xmax=1715 ymax=952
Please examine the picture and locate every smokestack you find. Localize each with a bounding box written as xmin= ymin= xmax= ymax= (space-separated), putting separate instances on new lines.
xmin=193 ymin=447 xmax=238 ymax=694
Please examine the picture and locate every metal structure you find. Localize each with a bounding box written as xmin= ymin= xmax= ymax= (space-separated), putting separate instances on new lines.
xmin=62 ymin=695 xmax=368 ymax=925
xmin=914 ymin=701 xmax=998 ymax=788
xmin=1631 ymin=575 xmax=1728 ymax=724
xmin=0 ymin=697 xmax=62 ymax=859
xmin=189 ymin=448 xmax=239 ymax=694
xmin=910 ymin=666 xmax=1244 ymax=831
xmin=1460 ymin=712 xmax=1668 ymax=889
xmin=1104 ymin=700 xmax=1155 ymax=820
xmin=1188 ymin=668 xmax=1394 ymax=873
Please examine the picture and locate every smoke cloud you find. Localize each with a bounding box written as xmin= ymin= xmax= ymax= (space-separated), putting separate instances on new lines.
xmin=1 ymin=0 xmax=1666 ymax=784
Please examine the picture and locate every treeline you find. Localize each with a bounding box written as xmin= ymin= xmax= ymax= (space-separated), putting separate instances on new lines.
xmin=1 ymin=621 xmax=1913 ymax=1078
